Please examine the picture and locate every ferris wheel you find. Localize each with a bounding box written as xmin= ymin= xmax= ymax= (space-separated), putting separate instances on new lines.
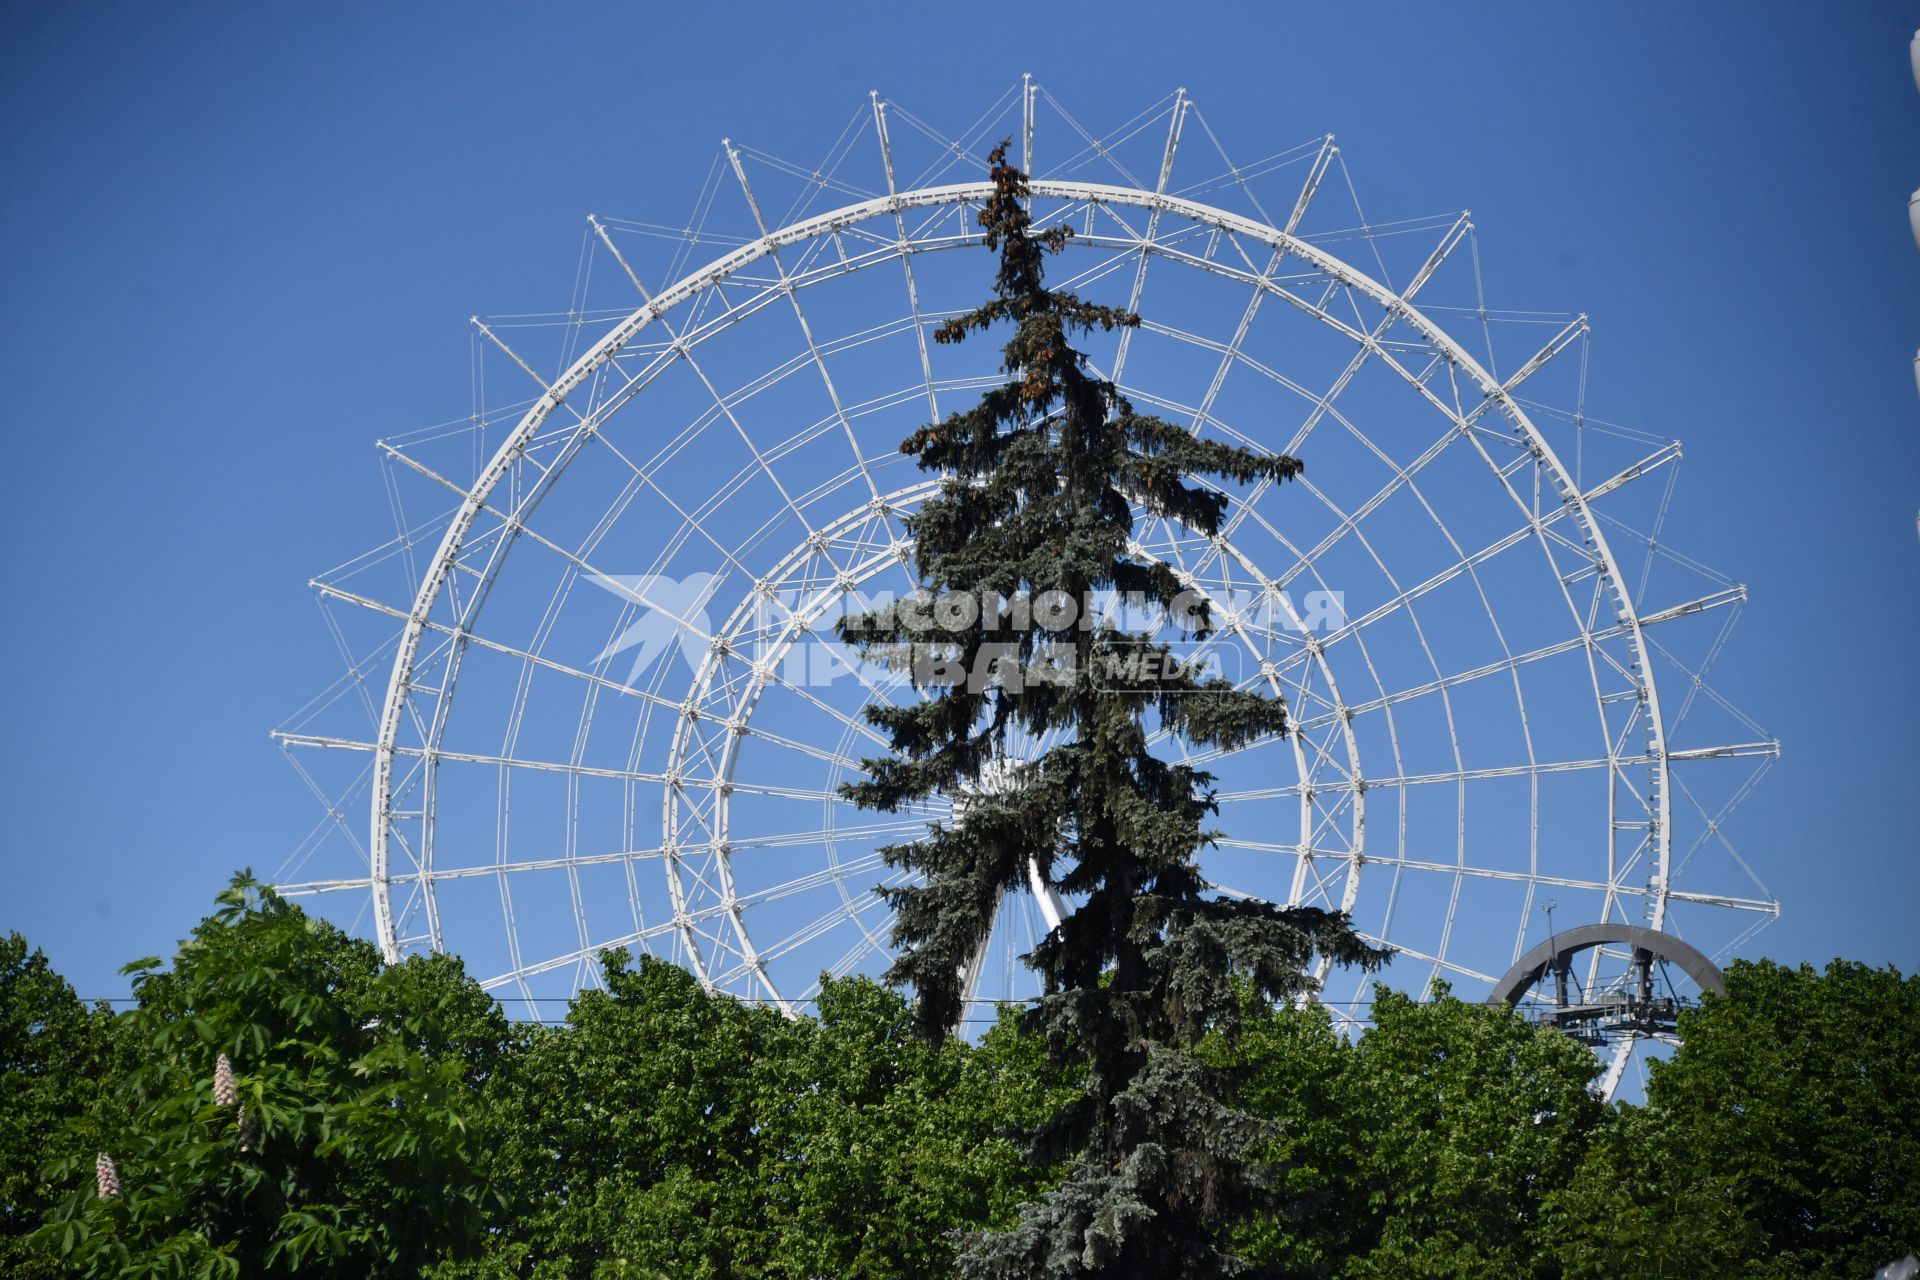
xmin=275 ymin=82 xmax=1778 ymax=1092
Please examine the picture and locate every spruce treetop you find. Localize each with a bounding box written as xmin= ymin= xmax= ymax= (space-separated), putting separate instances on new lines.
xmin=838 ymin=143 xmax=1385 ymax=1274
xmin=840 ymin=140 xmax=1380 ymax=1046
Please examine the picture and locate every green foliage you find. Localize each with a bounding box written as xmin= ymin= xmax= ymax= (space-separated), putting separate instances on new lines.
xmin=759 ymin=976 xmax=1064 ymax=1276
xmin=451 ymin=950 xmax=794 ymax=1278
xmin=1208 ymin=983 xmax=1605 ymax=1278
xmin=1543 ymin=1102 xmax=1760 ymax=1279
xmin=1547 ymin=959 xmax=1920 ymax=1279
xmin=1205 ymin=990 xmax=1361 ymax=1276
xmin=29 ymin=873 xmax=506 ymax=1277
xmin=444 ymin=951 xmax=1065 ymax=1279
xmin=1 ymin=932 xmax=119 ymax=1279
xmin=1331 ymin=985 xmax=1604 ymax=1278
xmin=4 ymin=883 xmax=1919 ymax=1278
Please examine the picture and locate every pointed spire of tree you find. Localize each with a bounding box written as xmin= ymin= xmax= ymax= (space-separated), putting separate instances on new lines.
xmin=838 ymin=144 xmax=1386 ymax=1275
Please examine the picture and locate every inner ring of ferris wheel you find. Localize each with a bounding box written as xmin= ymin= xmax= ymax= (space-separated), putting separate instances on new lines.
xmin=275 ymin=99 xmax=1779 ymax=1044
xmin=663 ymin=476 xmax=1367 ymax=1010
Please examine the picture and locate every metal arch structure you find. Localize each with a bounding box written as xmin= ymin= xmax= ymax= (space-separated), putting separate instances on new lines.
xmin=1488 ymin=923 xmax=1726 ymax=1006
xmin=274 ymin=85 xmax=1779 ymax=1091
xmin=1488 ymin=922 xmax=1726 ymax=1096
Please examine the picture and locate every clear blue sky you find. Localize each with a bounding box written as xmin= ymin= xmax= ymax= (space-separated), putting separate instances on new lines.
xmin=2 ymin=2 xmax=1916 ymax=1002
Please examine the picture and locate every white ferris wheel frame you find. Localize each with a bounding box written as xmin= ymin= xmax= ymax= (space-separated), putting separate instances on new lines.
xmin=359 ymin=173 xmax=1674 ymax=972
xmin=266 ymin=89 xmax=1776 ymax=1060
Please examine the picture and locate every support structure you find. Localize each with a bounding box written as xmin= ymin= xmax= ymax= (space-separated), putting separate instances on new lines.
xmin=1487 ymin=922 xmax=1725 ymax=1051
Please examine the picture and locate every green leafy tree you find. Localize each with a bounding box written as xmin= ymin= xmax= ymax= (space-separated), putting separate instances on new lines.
xmin=758 ymin=977 xmax=1071 ymax=1276
xmin=1 ymin=933 xmax=120 ymax=1278
xmin=11 ymin=871 xmax=1920 ymax=1278
xmin=32 ymin=874 xmax=504 ymax=1278
xmin=464 ymin=951 xmax=799 ymax=1278
xmin=1206 ymin=990 xmax=1362 ymax=1277
xmin=836 ymin=144 xmax=1384 ymax=1277
xmin=1543 ymin=1102 xmax=1758 ymax=1279
xmin=448 ymin=952 xmax=1062 ymax=1279
xmin=1548 ymin=959 xmax=1920 ymax=1279
xmin=1332 ymin=985 xmax=1604 ymax=1278
xmin=1210 ymin=984 xmax=1607 ymax=1279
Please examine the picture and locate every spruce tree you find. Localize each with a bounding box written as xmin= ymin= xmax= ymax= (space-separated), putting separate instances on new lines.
xmin=838 ymin=144 xmax=1386 ymax=1277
